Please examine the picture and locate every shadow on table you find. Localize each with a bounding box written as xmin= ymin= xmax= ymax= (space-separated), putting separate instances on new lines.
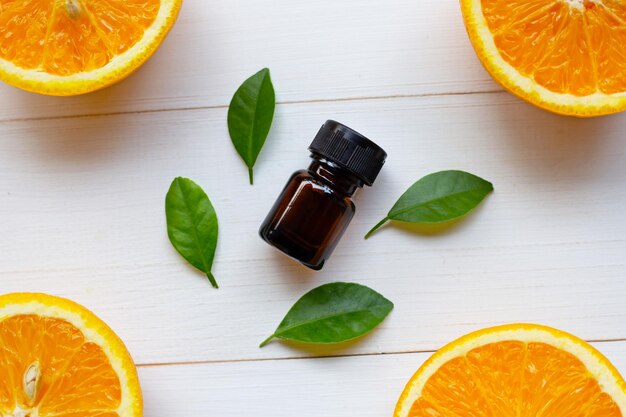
xmin=4 ymin=57 xmax=176 ymax=165
xmin=492 ymin=97 xmax=626 ymax=180
xmin=26 ymin=115 xmax=137 ymax=164
xmin=2 ymin=54 xmax=166 ymax=121
xmin=264 ymin=247 xmax=321 ymax=287
xmin=266 ymin=331 xmax=383 ymax=357
xmin=0 ymin=11 xmax=202 ymax=123
xmin=366 ymin=202 xmax=491 ymax=239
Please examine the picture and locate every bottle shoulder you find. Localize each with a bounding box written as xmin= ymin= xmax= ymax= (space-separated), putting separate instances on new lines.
xmin=291 ymin=169 xmax=310 ymax=179
xmin=287 ymin=169 xmax=355 ymax=207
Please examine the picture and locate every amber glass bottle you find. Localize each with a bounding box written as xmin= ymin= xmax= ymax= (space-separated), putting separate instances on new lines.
xmin=259 ymin=120 xmax=387 ymax=270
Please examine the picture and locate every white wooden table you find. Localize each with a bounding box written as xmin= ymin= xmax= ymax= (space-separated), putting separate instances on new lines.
xmin=1 ymin=0 xmax=626 ymax=415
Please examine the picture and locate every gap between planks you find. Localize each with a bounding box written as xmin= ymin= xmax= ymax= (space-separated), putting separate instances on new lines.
xmin=136 ymin=337 xmax=626 ymax=369
xmin=0 ymin=89 xmax=505 ymax=125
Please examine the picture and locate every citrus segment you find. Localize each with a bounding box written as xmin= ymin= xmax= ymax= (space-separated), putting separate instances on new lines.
xmin=464 ymin=340 xmax=525 ymax=416
xmin=0 ymin=293 xmax=141 ymax=417
xmin=420 ymin=356 xmax=493 ymax=417
xmin=38 ymin=341 xmax=122 ymax=413
xmin=518 ymin=342 xmax=599 ymax=417
xmin=0 ymin=0 xmax=54 ymax=69
xmin=461 ymin=0 xmax=626 ymax=116
xmin=82 ymin=0 xmax=162 ymax=55
xmin=395 ymin=324 xmax=626 ymax=417
xmin=41 ymin=3 xmax=114 ymax=76
xmin=585 ymin=3 xmax=626 ymax=94
xmin=0 ymin=0 xmax=181 ymax=95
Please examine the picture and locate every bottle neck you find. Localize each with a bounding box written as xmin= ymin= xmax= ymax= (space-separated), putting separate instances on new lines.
xmin=308 ymin=155 xmax=364 ymax=196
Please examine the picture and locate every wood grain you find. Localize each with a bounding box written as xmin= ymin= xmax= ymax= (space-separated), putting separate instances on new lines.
xmin=1 ymin=92 xmax=625 ymax=365
xmin=139 ymin=340 xmax=626 ymax=416
xmin=0 ymin=0 xmax=497 ymax=122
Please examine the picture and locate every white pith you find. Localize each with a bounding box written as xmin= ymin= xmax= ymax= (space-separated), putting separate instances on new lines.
xmin=563 ymin=0 xmax=590 ymax=11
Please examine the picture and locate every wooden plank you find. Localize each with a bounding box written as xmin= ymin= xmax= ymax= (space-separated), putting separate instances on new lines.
xmin=0 ymin=0 xmax=496 ymax=121
xmin=1 ymin=93 xmax=625 ymax=365
xmin=139 ymin=340 xmax=626 ymax=417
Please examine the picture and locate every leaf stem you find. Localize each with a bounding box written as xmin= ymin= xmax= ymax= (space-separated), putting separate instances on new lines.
xmin=206 ymin=272 xmax=219 ymax=289
xmin=259 ymin=335 xmax=275 ymax=348
xmin=248 ymin=167 xmax=254 ymax=185
xmin=364 ymin=217 xmax=389 ymax=239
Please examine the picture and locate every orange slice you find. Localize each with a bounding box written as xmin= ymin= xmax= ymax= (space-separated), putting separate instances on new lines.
xmin=0 ymin=0 xmax=182 ymax=95
xmin=0 ymin=293 xmax=142 ymax=417
xmin=394 ymin=324 xmax=626 ymax=417
xmin=461 ymin=0 xmax=626 ymax=116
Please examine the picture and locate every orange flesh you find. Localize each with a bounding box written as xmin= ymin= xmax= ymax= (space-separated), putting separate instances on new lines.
xmin=481 ymin=0 xmax=626 ymax=96
xmin=0 ymin=314 xmax=122 ymax=416
xmin=408 ymin=341 xmax=622 ymax=417
xmin=0 ymin=0 xmax=160 ymax=75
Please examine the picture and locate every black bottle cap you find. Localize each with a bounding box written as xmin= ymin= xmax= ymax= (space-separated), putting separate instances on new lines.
xmin=308 ymin=120 xmax=387 ymax=186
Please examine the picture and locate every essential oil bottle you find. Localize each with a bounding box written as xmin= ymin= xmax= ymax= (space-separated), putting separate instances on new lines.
xmin=259 ymin=120 xmax=387 ymax=270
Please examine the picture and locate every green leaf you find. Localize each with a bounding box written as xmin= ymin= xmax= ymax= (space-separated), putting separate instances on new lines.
xmin=365 ymin=170 xmax=493 ymax=238
xmin=165 ymin=177 xmax=219 ymax=288
xmin=260 ymin=282 xmax=393 ymax=347
xmin=227 ymin=68 xmax=276 ymax=185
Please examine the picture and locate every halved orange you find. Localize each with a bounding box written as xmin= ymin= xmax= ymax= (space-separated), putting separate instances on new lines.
xmin=0 ymin=293 xmax=142 ymax=417
xmin=0 ymin=0 xmax=182 ymax=95
xmin=394 ymin=324 xmax=626 ymax=417
xmin=461 ymin=0 xmax=626 ymax=117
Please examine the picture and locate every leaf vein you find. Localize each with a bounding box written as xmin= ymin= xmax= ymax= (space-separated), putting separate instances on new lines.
xmin=390 ymin=187 xmax=490 ymax=219
xmin=275 ymin=307 xmax=384 ymax=337
xmin=173 ymin=179 xmax=212 ymax=274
